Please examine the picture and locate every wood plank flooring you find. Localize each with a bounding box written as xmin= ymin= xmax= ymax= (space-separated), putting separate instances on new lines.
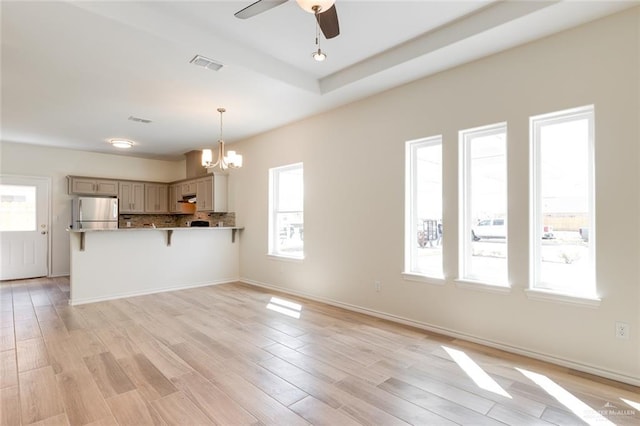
xmin=1 ymin=277 xmax=638 ymax=425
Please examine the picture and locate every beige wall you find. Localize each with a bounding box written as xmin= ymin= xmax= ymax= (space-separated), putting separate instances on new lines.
xmin=0 ymin=142 xmax=185 ymax=276
xmin=232 ymin=9 xmax=640 ymax=384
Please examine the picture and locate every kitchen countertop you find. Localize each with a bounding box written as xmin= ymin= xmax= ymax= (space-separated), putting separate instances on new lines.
xmin=68 ymin=226 xmax=244 ymax=250
xmin=68 ymin=226 xmax=242 ymax=232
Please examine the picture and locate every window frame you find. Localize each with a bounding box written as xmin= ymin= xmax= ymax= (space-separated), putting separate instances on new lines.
xmin=404 ymin=135 xmax=444 ymax=281
xmin=268 ymin=162 xmax=304 ymax=260
xmin=529 ymin=105 xmax=596 ymax=299
xmin=458 ymin=122 xmax=509 ymax=287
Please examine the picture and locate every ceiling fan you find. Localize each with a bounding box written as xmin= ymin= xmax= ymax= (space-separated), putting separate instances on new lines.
xmin=235 ymin=0 xmax=340 ymax=39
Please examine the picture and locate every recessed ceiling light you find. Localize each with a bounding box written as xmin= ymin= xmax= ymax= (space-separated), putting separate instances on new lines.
xmin=109 ymin=139 xmax=134 ymax=149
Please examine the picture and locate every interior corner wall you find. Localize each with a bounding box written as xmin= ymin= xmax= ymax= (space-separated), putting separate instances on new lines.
xmin=0 ymin=142 xmax=185 ymax=276
xmin=232 ymin=8 xmax=640 ymax=384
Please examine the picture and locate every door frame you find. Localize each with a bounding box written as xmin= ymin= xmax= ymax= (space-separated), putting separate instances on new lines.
xmin=0 ymin=174 xmax=52 ymax=279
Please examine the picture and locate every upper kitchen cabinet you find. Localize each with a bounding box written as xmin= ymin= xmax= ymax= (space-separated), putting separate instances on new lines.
xmin=181 ymin=180 xmax=197 ymax=196
xmin=169 ymin=183 xmax=182 ymax=213
xmin=145 ymin=184 xmax=168 ymax=213
xmin=119 ymin=181 xmax=145 ymax=213
xmin=68 ymin=176 xmax=118 ymax=196
xmin=196 ymin=174 xmax=227 ymax=212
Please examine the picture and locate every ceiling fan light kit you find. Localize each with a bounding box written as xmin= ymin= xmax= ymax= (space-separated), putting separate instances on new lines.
xmin=235 ymin=0 xmax=340 ymax=61
xmin=295 ymin=0 xmax=335 ymax=14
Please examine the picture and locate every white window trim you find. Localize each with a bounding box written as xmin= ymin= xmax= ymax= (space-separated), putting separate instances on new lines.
xmin=529 ymin=105 xmax=596 ymax=299
xmin=401 ymin=272 xmax=445 ymax=286
xmin=458 ymin=122 xmax=508 ymax=287
xmin=525 ymin=288 xmax=601 ymax=308
xmin=404 ymin=135 xmax=443 ymax=280
xmin=455 ymin=279 xmax=511 ymax=294
xmin=267 ymin=253 xmax=305 ymax=262
xmin=268 ymin=162 xmax=304 ymax=260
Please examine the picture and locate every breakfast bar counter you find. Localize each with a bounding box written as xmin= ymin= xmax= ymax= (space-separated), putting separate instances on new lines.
xmin=68 ymin=227 xmax=242 ymax=305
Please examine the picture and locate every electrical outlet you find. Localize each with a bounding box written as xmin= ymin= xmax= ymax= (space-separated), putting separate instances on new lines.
xmin=374 ymin=280 xmax=381 ymax=292
xmin=615 ymin=322 xmax=629 ymax=340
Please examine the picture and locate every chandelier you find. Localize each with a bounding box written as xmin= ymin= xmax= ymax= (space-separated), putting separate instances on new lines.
xmin=201 ymin=107 xmax=243 ymax=171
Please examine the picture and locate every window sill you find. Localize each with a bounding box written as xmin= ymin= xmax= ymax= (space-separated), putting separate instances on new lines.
xmin=525 ymin=289 xmax=601 ymax=308
xmin=401 ymin=272 xmax=445 ymax=286
xmin=267 ymin=254 xmax=305 ymax=263
xmin=455 ymin=279 xmax=511 ymax=294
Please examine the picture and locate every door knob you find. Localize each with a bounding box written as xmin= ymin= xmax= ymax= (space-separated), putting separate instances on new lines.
xmin=41 ymin=231 xmax=47 ymax=235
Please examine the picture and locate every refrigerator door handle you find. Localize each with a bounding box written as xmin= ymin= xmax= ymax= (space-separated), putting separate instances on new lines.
xmin=79 ymin=199 xmax=82 ymax=222
xmin=113 ymin=201 xmax=118 ymax=219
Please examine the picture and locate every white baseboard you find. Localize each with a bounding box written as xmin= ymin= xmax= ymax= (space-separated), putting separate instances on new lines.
xmin=240 ymin=277 xmax=640 ymax=387
xmin=69 ymin=278 xmax=237 ymax=306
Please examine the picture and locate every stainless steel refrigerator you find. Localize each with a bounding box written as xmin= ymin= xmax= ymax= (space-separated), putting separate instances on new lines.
xmin=71 ymin=197 xmax=118 ymax=229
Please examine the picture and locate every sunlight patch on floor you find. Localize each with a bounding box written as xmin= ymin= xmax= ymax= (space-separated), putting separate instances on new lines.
xmin=516 ymin=368 xmax=614 ymax=426
xmin=442 ymin=346 xmax=512 ymax=398
xmin=266 ymin=296 xmax=302 ymax=319
xmin=620 ymin=397 xmax=640 ymax=411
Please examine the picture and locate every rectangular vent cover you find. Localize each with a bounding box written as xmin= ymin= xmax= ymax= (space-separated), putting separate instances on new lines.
xmin=128 ymin=116 xmax=152 ymax=124
xmin=190 ymin=54 xmax=224 ymax=71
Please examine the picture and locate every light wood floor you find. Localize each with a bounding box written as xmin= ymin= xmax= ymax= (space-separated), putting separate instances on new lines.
xmin=1 ymin=278 xmax=638 ymax=425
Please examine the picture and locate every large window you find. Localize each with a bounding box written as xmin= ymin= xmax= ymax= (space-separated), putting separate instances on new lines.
xmin=459 ymin=123 xmax=508 ymax=286
xmin=405 ymin=136 xmax=443 ymax=278
xmin=530 ymin=106 xmax=595 ymax=297
xmin=269 ymin=163 xmax=304 ymax=259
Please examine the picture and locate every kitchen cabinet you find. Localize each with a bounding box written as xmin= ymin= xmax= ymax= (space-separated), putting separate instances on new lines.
xmin=181 ymin=181 xmax=197 ymax=196
xmin=196 ymin=174 xmax=227 ymax=212
xmin=169 ymin=183 xmax=182 ymax=213
xmin=145 ymin=184 xmax=168 ymax=213
xmin=68 ymin=177 xmax=118 ymax=196
xmin=119 ymin=181 xmax=145 ymax=213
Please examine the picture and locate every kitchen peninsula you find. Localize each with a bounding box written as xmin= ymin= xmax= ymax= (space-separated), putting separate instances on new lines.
xmin=68 ymin=226 xmax=242 ymax=305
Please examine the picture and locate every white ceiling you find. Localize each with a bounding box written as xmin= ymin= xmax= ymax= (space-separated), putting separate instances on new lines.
xmin=1 ymin=1 xmax=636 ymax=160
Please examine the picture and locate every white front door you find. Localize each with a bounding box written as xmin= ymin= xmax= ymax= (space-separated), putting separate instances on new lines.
xmin=0 ymin=176 xmax=50 ymax=280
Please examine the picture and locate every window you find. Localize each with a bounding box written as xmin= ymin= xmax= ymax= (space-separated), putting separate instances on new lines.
xmin=405 ymin=136 xmax=443 ymax=279
xmin=0 ymin=185 xmax=36 ymax=232
xmin=269 ymin=163 xmax=304 ymax=259
xmin=530 ymin=106 xmax=595 ymax=297
xmin=459 ymin=123 xmax=508 ymax=286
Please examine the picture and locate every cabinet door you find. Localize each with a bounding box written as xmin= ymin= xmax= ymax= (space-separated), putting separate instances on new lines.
xmin=94 ymin=180 xmax=119 ymax=196
xmin=195 ymin=179 xmax=207 ymax=211
xmin=145 ymin=184 xmax=168 ymax=213
xmin=196 ymin=176 xmax=227 ymax=212
xmin=70 ymin=178 xmax=97 ymax=194
xmin=169 ymin=184 xmax=182 ymax=213
xmin=119 ymin=182 xmax=145 ymax=213
xmin=131 ymin=183 xmax=145 ymax=212
xmin=181 ymin=181 xmax=197 ymax=196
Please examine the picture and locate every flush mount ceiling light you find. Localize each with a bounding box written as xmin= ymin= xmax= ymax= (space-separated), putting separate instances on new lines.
xmin=201 ymin=108 xmax=243 ymax=171
xmin=109 ymin=139 xmax=133 ymax=149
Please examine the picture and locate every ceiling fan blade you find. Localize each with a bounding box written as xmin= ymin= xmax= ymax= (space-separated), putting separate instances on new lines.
xmin=316 ymin=4 xmax=339 ymax=39
xmin=235 ymin=0 xmax=288 ymax=19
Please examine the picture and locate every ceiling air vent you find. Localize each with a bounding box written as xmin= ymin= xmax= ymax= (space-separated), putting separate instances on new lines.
xmin=190 ymin=54 xmax=224 ymax=71
xmin=128 ymin=116 xmax=152 ymax=124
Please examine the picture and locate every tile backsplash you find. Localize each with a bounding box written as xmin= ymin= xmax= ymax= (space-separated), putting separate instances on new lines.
xmin=119 ymin=212 xmax=235 ymax=228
